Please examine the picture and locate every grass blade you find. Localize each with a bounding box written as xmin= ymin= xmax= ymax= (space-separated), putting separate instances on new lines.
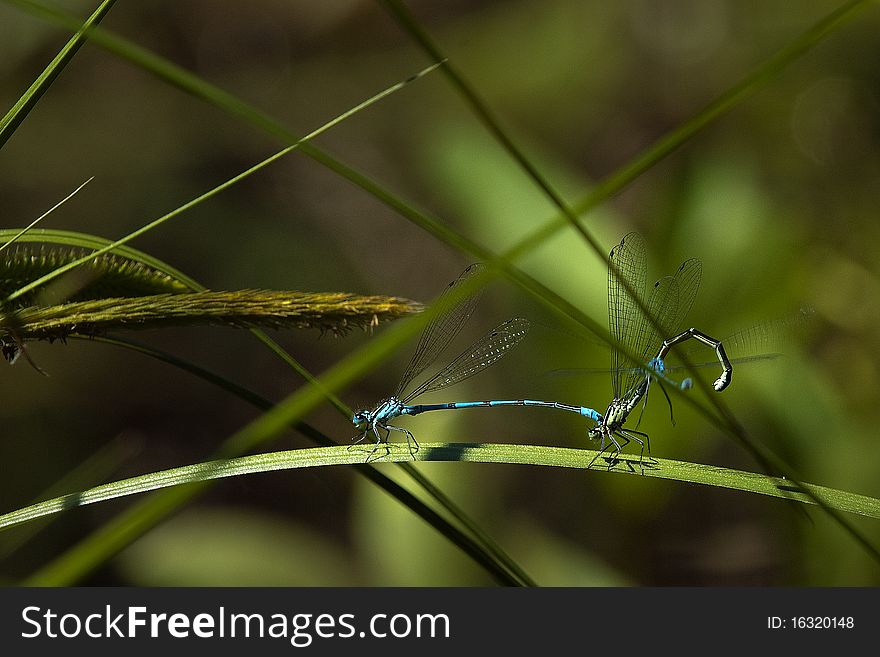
xmin=0 ymin=0 xmax=116 ymax=148
xmin=0 ymin=434 xmax=140 ymax=560
xmin=0 ymin=228 xmax=202 ymax=290
xmin=6 ymin=443 xmax=877 ymax=537
xmin=0 ymin=178 xmax=94 ymax=253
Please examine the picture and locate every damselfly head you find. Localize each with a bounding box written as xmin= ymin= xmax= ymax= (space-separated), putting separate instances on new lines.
xmin=647 ymin=357 xmax=665 ymax=375
xmin=588 ymin=426 xmax=602 ymax=441
xmin=351 ymin=410 xmax=371 ymax=431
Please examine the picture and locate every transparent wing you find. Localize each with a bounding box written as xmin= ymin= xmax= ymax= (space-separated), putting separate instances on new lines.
xmin=669 ymin=257 xmax=701 ymax=332
xmin=606 ymin=231 xmax=704 ymax=396
xmin=395 ymin=263 xmax=485 ymax=399
xmin=550 ymin=305 xmax=809 ymax=380
xmin=621 ymin=273 xmax=679 ymax=393
xmin=677 ymin=306 xmax=815 ymax=361
xmin=548 ymin=353 xmax=781 ymax=379
xmin=649 ymin=258 xmax=702 ymax=346
xmin=608 ymin=232 xmax=647 ymax=397
xmin=620 ymin=258 xmax=702 ymax=393
xmin=402 ymin=317 xmax=530 ymax=403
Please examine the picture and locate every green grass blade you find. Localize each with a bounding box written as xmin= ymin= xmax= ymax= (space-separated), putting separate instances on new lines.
xmin=6 ymin=443 xmax=877 ymax=538
xmin=0 ymin=0 xmax=116 ymax=148
xmin=0 ymin=434 xmax=139 ymax=560
xmin=0 ymin=229 xmax=203 ymax=290
xmin=3 ymin=0 xmax=328 ymax=146
xmin=0 ymin=242 xmax=192 ymax=303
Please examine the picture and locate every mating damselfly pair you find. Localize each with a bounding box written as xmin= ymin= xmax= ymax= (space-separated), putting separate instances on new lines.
xmin=351 ymin=232 xmax=779 ymax=467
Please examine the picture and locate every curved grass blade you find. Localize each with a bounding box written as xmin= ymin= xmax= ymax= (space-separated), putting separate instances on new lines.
xmin=0 ymin=228 xmax=347 ymax=414
xmin=0 ymin=228 xmax=202 ymax=291
xmin=0 ymin=433 xmax=139 ymax=560
xmin=0 ymin=243 xmax=191 ymax=304
xmin=5 ymin=444 xmax=878 ymax=540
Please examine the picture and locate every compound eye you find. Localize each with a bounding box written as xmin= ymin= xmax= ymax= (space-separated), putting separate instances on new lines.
xmin=647 ymin=357 xmax=665 ymax=375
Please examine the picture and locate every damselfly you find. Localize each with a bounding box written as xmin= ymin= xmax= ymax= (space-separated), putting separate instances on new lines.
xmin=585 ymin=232 xmax=732 ymax=467
xmin=351 ymin=264 xmax=600 ymax=459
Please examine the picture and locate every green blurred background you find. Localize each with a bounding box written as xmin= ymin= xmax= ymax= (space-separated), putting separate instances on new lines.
xmin=1 ymin=0 xmax=879 ymax=585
